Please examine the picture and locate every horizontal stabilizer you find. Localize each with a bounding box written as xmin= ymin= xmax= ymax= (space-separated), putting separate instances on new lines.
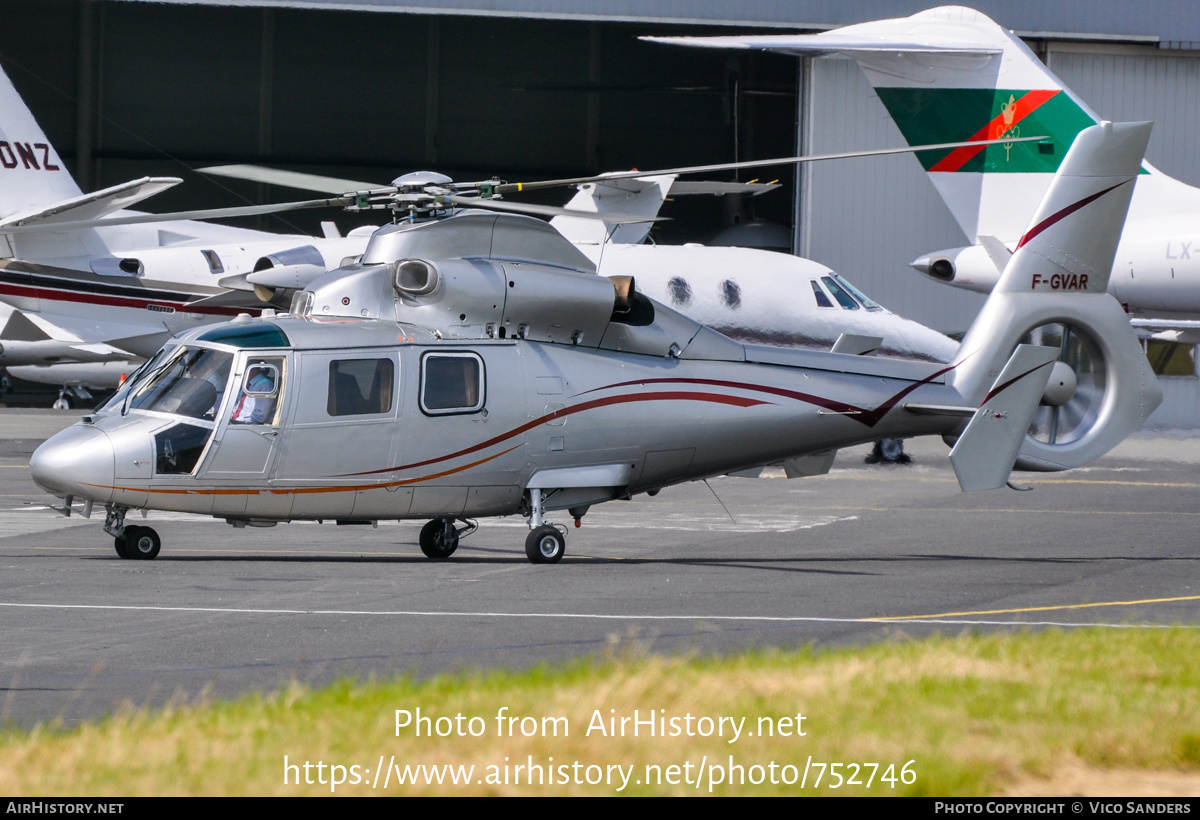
xmin=950 ymin=344 xmax=1058 ymax=491
xmin=0 ymin=177 xmax=182 ymax=229
xmin=643 ymin=33 xmax=997 ymax=57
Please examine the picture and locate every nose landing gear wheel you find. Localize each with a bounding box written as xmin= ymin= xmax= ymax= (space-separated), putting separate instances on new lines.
xmin=525 ymin=525 xmax=565 ymax=564
xmin=419 ymin=518 xmax=459 ymax=559
xmin=123 ymin=526 xmax=161 ymax=560
xmin=114 ymin=535 xmax=129 ymax=559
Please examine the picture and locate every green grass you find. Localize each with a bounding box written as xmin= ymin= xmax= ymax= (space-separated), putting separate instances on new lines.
xmin=1 ymin=628 xmax=1198 ymax=795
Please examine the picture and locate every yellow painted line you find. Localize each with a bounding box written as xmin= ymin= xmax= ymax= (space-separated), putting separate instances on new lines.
xmin=816 ymin=505 xmax=1200 ymax=516
xmin=821 ymin=474 xmax=1200 ymax=488
xmin=868 ymin=594 xmax=1200 ymax=621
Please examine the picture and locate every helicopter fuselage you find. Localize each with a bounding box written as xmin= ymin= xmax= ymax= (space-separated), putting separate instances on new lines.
xmin=31 ymin=313 xmax=962 ymax=529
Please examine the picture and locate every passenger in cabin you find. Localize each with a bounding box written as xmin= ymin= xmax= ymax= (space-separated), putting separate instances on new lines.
xmin=230 ymin=364 xmax=278 ymax=425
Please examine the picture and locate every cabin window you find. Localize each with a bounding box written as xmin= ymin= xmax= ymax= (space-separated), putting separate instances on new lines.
xmin=420 ymin=352 xmax=484 ymax=415
xmin=810 ymin=280 xmax=834 ymax=308
xmin=821 ymin=275 xmax=860 ymax=310
xmin=720 ymin=279 xmax=741 ymax=309
xmin=201 ymin=250 xmax=224 ymax=274
xmin=667 ymin=276 xmax=693 ymax=307
xmin=327 ymin=358 xmax=394 ymax=416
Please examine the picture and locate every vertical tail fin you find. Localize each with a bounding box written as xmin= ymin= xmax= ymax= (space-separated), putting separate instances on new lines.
xmin=0 ymin=63 xmax=82 ymax=220
xmin=647 ymin=6 xmax=1166 ymax=244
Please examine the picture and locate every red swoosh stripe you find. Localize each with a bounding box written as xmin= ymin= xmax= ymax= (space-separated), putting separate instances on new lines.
xmin=929 ymin=89 xmax=1059 ymax=173
xmin=1015 ymin=180 xmax=1130 ymax=250
xmin=340 ymin=390 xmax=772 ymax=478
xmin=575 ymin=361 xmax=961 ymax=428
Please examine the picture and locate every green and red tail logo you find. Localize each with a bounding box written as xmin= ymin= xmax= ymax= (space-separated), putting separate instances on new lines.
xmin=875 ymin=87 xmax=1098 ymax=173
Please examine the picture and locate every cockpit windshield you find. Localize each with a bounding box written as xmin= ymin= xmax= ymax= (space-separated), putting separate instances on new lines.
xmin=128 ymin=346 xmax=234 ymax=422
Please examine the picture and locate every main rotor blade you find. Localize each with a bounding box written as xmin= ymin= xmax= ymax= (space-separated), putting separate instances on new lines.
xmin=492 ymin=136 xmax=1049 ymax=194
xmin=200 ymin=164 xmax=387 ymax=194
xmin=443 ymin=194 xmax=665 ymax=224
xmin=0 ymin=196 xmax=355 ymax=236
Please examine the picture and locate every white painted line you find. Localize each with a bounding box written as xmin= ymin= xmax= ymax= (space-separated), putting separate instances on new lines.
xmin=0 ymin=601 xmax=1191 ymax=629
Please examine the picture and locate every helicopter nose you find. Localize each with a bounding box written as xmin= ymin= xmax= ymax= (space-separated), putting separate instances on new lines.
xmin=30 ymin=424 xmax=116 ymax=501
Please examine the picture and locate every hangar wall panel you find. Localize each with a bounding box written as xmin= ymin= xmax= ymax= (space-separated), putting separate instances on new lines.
xmin=1048 ymin=48 xmax=1200 ymax=186
xmin=802 ymin=56 xmax=986 ymax=335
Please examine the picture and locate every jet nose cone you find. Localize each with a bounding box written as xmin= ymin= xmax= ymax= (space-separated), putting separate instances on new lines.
xmin=30 ymin=425 xmax=116 ymax=501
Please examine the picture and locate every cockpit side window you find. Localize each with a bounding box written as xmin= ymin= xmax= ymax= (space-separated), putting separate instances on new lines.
xmin=420 ymin=352 xmax=484 ymax=415
xmin=810 ymin=280 xmax=834 ymax=308
xmin=129 ymin=347 xmax=233 ymax=421
xmin=821 ymin=275 xmax=860 ymax=310
xmin=327 ymin=358 xmax=394 ymax=416
xmin=832 ymin=274 xmax=882 ymax=311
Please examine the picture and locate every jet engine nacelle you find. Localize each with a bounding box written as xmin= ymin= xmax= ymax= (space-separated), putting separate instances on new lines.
xmin=910 ymin=244 xmax=1003 ymax=294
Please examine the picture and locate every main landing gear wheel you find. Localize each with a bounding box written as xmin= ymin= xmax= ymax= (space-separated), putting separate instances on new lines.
xmin=419 ymin=518 xmax=459 ymax=559
xmin=122 ymin=526 xmax=161 ymax=560
xmin=113 ymin=535 xmax=129 ymax=559
xmin=525 ymin=525 xmax=565 ymax=564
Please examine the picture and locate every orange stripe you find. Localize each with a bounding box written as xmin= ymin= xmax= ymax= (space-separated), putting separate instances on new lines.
xmin=929 ymin=89 xmax=1059 ymax=173
xmin=82 ymin=446 xmax=521 ymax=498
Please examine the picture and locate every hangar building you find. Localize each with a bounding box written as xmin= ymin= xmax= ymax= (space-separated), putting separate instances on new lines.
xmin=1 ymin=0 xmax=1196 ymax=425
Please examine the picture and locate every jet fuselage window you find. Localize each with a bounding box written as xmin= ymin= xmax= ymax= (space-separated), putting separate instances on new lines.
xmin=821 ymin=275 xmax=860 ymax=310
xmin=201 ymin=250 xmax=224 ymax=274
xmin=420 ymin=353 xmax=484 ymax=415
xmin=810 ymin=280 xmax=834 ymax=308
xmin=328 ymin=358 xmax=394 ymax=416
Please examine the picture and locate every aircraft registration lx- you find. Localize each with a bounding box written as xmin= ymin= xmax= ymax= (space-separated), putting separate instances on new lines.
xmin=29 ymin=122 xmax=1160 ymax=564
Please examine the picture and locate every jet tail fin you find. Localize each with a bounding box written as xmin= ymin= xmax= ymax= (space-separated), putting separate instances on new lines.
xmin=949 ymin=344 xmax=1057 ymax=490
xmin=0 ymin=65 xmax=82 ymax=219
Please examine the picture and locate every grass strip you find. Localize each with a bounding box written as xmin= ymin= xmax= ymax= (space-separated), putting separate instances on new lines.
xmin=1 ymin=627 xmax=1198 ymax=795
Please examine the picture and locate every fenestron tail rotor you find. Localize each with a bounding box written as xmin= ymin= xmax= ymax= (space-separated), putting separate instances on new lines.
xmin=1026 ymin=323 xmax=1104 ymax=447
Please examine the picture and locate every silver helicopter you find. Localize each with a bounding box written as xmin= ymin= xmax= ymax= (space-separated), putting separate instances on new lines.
xmin=30 ymin=122 xmax=1160 ymax=564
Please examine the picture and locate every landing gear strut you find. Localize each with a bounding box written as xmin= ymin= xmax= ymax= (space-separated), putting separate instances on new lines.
xmin=525 ymin=525 xmax=565 ymax=564
xmin=104 ymin=505 xmax=161 ymax=560
xmin=524 ymin=489 xmax=566 ymax=564
xmin=51 ymin=385 xmax=94 ymax=411
xmin=418 ymin=518 xmax=478 ymax=559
